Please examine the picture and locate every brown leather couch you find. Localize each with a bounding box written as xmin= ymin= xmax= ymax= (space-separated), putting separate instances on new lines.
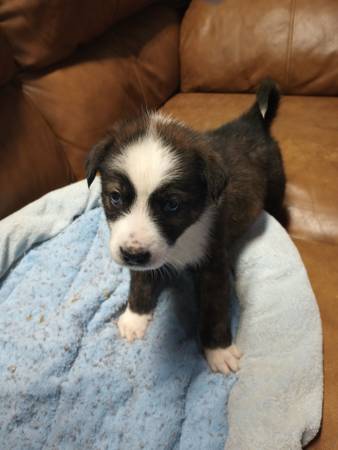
xmin=0 ymin=0 xmax=182 ymax=217
xmin=1 ymin=1 xmax=337 ymax=448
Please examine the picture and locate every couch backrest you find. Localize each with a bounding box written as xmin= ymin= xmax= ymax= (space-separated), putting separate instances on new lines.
xmin=0 ymin=0 xmax=154 ymax=80
xmin=180 ymin=0 xmax=338 ymax=95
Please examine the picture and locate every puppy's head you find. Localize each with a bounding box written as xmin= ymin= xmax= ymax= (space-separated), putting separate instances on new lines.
xmin=86 ymin=113 xmax=227 ymax=271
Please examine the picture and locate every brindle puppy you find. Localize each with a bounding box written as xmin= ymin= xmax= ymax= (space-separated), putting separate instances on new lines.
xmin=86 ymin=80 xmax=285 ymax=375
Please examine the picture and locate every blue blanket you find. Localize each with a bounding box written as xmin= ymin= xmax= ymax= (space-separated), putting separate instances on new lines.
xmin=0 ymin=179 xmax=323 ymax=450
xmin=0 ymin=207 xmax=239 ymax=450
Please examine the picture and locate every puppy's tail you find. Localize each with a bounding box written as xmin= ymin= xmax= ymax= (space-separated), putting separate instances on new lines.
xmin=253 ymin=79 xmax=280 ymax=129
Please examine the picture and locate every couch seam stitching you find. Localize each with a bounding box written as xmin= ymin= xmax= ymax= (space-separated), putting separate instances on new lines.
xmin=132 ymin=56 xmax=148 ymax=107
xmin=285 ymin=0 xmax=296 ymax=90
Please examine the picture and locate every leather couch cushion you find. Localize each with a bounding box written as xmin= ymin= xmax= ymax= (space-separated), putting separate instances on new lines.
xmin=0 ymin=85 xmax=75 ymax=219
xmin=19 ymin=5 xmax=180 ymax=180
xmin=161 ymin=92 xmax=338 ymax=245
xmin=294 ymin=238 xmax=338 ymax=450
xmin=180 ymin=0 xmax=338 ymax=95
xmin=0 ymin=0 xmax=155 ymax=68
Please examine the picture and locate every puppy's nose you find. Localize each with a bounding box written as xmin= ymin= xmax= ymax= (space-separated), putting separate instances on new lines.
xmin=120 ymin=247 xmax=151 ymax=266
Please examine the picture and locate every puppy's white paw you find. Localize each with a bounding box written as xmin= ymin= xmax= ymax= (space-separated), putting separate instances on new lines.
xmin=204 ymin=345 xmax=243 ymax=375
xmin=117 ymin=306 xmax=152 ymax=342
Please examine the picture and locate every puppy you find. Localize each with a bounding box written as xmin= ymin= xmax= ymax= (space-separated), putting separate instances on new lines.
xmin=86 ymin=80 xmax=285 ymax=375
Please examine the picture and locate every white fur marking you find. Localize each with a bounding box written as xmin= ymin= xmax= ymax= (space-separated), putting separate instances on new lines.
xmin=108 ymin=132 xmax=184 ymax=269
xmin=113 ymin=134 xmax=181 ymax=196
xmin=117 ymin=306 xmax=152 ymax=342
xmin=260 ymin=104 xmax=267 ymax=118
xmin=204 ymin=345 xmax=242 ymax=375
xmin=167 ymin=207 xmax=216 ymax=269
xmin=109 ymin=198 xmax=168 ymax=269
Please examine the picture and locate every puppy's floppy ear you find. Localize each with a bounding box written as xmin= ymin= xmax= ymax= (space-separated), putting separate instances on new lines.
xmin=204 ymin=151 xmax=228 ymax=203
xmin=85 ymin=134 xmax=115 ymax=187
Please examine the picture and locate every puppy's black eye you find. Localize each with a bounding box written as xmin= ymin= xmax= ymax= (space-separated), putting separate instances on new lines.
xmin=110 ymin=191 xmax=122 ymax=207
xmin=163 ymin=197 xmax=179 ymax=213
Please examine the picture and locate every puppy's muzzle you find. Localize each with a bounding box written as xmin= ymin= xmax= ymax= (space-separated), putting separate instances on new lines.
xmin=119 ymin=246 xmax=151 ymax=266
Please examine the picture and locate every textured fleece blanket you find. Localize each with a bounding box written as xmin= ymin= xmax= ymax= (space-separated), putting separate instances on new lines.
xmin=0 ymin=179 xmax=323 ymax=450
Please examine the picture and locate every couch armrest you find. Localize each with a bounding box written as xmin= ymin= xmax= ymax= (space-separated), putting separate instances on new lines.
xmin=0 ymin=4 xmax=180 ymax=219
xmin=0 ymin=33 xmax=16 ymax=86
xmin=20 ymin=4 xmax=180 ymax=178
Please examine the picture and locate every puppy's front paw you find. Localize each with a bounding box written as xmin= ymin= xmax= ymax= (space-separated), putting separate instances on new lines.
xmin=204 ymin=345 xmax=242 ymax=375
xmin=117 ymin=306 xmax=152 ymax=342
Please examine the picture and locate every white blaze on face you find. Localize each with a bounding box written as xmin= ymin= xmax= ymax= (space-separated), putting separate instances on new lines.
xmin=108 ymin=133 xmax=181 ymax=269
